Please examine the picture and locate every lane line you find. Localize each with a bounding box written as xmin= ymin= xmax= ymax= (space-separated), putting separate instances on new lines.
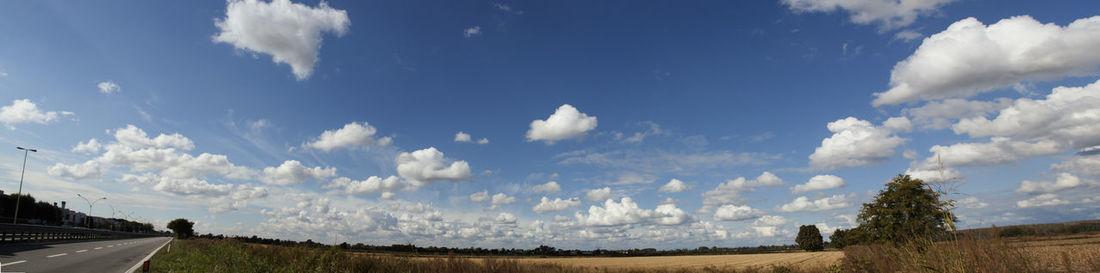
xmin=107 ymin=245 xmax=114 ymax=248
xmin=76 ymin=249 xmax=88 ymax=253
xmin=94 ymin=247 xmax=103 ymax=250
xmin=2 ymin=260 xmax=27 ymax=266
xmin=47 ymin=253 xmax=68 ymax=258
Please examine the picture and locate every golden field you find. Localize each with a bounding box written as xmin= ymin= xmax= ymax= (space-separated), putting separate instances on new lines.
xmin=510 ymin=251 xmax=842 ymax=271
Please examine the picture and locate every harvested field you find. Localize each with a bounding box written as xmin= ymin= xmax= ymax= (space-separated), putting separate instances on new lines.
xmin=512 ymin=251 xmax=843 ymax=271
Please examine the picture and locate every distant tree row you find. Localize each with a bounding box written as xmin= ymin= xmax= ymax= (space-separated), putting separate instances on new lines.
xmin=0 ymin=191 xmax=155 ymax=232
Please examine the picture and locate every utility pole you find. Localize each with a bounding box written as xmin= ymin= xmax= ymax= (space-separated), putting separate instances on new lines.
xmin=13 ymin=146 xmax=37 ymax=224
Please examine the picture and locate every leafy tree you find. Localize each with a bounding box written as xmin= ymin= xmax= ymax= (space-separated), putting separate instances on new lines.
xmin=795 ymin=225 xmax=824 ymax=251
xmin=857 ymin=174 xmax=954 ymax=243
xmin=167 ymin=218 xmax=195 ymax=239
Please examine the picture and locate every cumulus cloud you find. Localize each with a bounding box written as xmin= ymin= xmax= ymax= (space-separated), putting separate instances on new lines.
xmin=306 ymin=122 xmax=391 ymax=152
xmin=495 ymin=212 xmax=517 ymax=224
xmin=477 ymin=138 xmax=489 ymax=144
xmin=905 ymin=167 xmax=963 ymax=183
xmin=1017 ymin=173 xmax=1092 ymax=194
xmin=701 ymin=172 xmax=785 ymax=210
xmin=113 ymin=125 xmax=194 ymax=150
xmin=526 ymin=104 xmax=598 ymax=144
xmin=781 ymin=0 xmax=957 ymax=30
xmin=791 ymin=175 xmax=846 ymax=194
xmin=1052 ymin=153 xmax=1100 ymax=177
xmin=915 ymin=137 xmax=1062 ymax=170
xmin=213 ymin=0 xmax=350 ymax=80
xmin=463 ymin=26 xmax=481 ymax=38
xmin=574 ymin=197 xmax=690 ymax=226
xmin=658 ymin=178 xmax=690 ymax=193
xmin=72 ymin=138 xmax=102 ymax=154
xmin=903 ymin=98 xmax=1013 ymax=130
xmin=395 ymin=147 xmax=472 ymax=186
xmin=97 ymin=81 xmax=120 ymax=94
xmin=262 ymin=160 xmax=336 ymax=185
xmin=454 ymin=132 xmax=472 ymax=142
xmin=47 ymin=161 xmax=104 ymax=180
xmin=809 ymin=117 xmax=905 ymax=170
xmin=713 ymin=204 xmax=764 ymax=221
xmin=1017 ymin=193 xmax=1070 ymax=208
xmin=491 ymin=193 xmax=517 ymax=205
xmin=873 ymin=15 xmax=1100 ymax=106
xmin=0 ymin=99 xmax=74 ymax=129
xmin=893 ymin=29 xmax=923 ymax=42
xmin=532 ymin=197 xmax=582 ymax=214
xmin=777 ymin=194 xmax=851 ymax=212
xmin=470 ymin=190 xmax=489 ymax=202
xmin=585 ymin=187 xmax=613 ymax=202
xmin=957 ymin=196 xmax=988 ymax=209
xmin=325 ymin=175 xmax=405 ymax=196
xmin=883 ymin=116 xmax=912 ymax=133
xmin=952 ymin=79 xmax=1100 ymax=150
xmin=532 ymin=181 xmax=562 ymax=193
xmin=153 ymin=177 xmax=235 ymax=197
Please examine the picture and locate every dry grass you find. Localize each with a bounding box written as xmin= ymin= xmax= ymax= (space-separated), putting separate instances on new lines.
xmin=510 ymin=251 xmax=841 ymax=271
xmin=836 ymin=233 xmax=1100 ymax=273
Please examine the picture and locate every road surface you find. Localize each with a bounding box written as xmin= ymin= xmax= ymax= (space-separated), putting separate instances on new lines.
xmin=0 ymin=237 xmax=170 ymax=273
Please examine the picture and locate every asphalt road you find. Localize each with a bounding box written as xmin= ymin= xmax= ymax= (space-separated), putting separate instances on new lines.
xmin=0 ymin=237 xmax=171 ymax=273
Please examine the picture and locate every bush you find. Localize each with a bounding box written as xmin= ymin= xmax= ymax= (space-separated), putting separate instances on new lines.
xmin=796 ymin=225 xmax=824 ymax=252
xmin=997 ymin=226 xmax=1036 ymax=238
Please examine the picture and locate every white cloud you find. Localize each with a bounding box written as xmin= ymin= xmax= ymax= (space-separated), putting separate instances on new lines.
xmin=893 ymin=29 xmax=923 ymax=42
xmin=883 ymin=116 xmax=912 ymax=133
xmin=491 ymin=193 xmax=516 ymax=205
xmin=476 ymin=138 xmax=489 ymax=144
xmin=152 ymin=177 xmax=234 ymax=197
xmin=701 ymin=172 xmax=785 ymax=210
xmin=454 ymin=132 xmax=472 ymax=142
xmin=873 ymin=15 xmax=1100 ymax=105
xmin=1052 ymin=154 xmax=1100 ymax=177
xmin=781 ymin=0 xmax=957 ymax=30
xmin=791 ymin=175 xmax=846 ymax=193
xmin=809 ymin=117 xmax=905 ymax=170
xmin=261 ymin=160 xmax=336 ymax=185
xmin=212 ymin=0 xmax=350 ymax=80
xmin=97 ymin=81 xmax=120 ymax=94
xmin=916 ymin=137 xmax=1062 ymax=169
xmin=47 ymin=161 xmax=104 ymax=180
xmin=495 ymin=212 xmax=517 ymax=224
xmin=658 ymin=178 xmax=690 ymax=193
xmin=777 ymin=194 xmax=851 ymax=212
xmin=585 ymin=187 xmax=613 ymax=202
xmin=526 ymin=104 xmax=598 ymax=144
xmin=395 ymin=147 xmax=472 ymax=186
xmin=469 ymin=190 xmax=489 ymax=202
xmin=952 ymin=79 xmax=1100 ymax=150
xmin=325 ymin=175 xmax=405 ymax=196
xmin=0 ymin=99 xmax=74 ymax=129
xmin=532 ymin=197 xmax=582 ymax=214
xmin=1017 ymin=173 xmax=1091 ymax=194
xmin=615 ymin=121 xmax=665 ymax=143
xmin=1017 ymin=193 xmax=1070 ymax=208
xmin=463 ymin=26 xmax=481 ymax=38
xmin=113 ymin=124 xmax=194 ymax=150
xmin=72 ymin=138 xmax=102 ymax=154
xmin=905 ymin=167 xmax=962 ymax=183
xmin=574 ymin=197 xmax=690 ymax=227
xmin=957 ymin=196 xmax=988 ymax=209
xmin=532 ymin=181 xmax=562 ymax=193
xmin=306 ymin=122 xmax=390 ymax=152
xmin=713 ymin=204 xmax=764 ymax=221
xmin=903 ymin=98 xmax=1013 ymax=130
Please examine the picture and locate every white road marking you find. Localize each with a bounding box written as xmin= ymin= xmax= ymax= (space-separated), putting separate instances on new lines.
xmin=47 ymin=253 xmax=68 ymax=258
xmin=106 ymin=245 xmax=114 ymax=248
xmin=2 ymin=260 xmax=27 ymax=266
xmin=94 ymin=247 xmax=103 ymax=250
xmin=76 ymin=249 xmax=88 ymax=253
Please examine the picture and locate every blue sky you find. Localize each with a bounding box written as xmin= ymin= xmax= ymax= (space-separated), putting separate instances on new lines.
xmin=1 ymin=0 xmax=1099 ymax=249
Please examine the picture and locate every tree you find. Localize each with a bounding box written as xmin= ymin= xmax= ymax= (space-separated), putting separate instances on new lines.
xmin=796 ymin=225 xmax=824 ymax=251
xmin=166 ymin=218 xmax=195 ymax=239
xmin=857 ymin=174 xmax=954 ymax=243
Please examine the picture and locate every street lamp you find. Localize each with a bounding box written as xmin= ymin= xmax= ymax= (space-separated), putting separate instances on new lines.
xmin=13 ymin=146 xmax=37 ymax=224
xmin=76 ymin=194 xmax=106 ymax=228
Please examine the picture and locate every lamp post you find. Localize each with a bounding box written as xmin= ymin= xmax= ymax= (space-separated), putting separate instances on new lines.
xmin=13 ymin=146 xmax=37 ymax=224
xmin=76 ymin=194 xmax=106 ymax=228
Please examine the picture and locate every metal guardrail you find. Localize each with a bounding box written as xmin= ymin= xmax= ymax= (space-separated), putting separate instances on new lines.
xmin=0 ymin=223 xmax=164 ymax=243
